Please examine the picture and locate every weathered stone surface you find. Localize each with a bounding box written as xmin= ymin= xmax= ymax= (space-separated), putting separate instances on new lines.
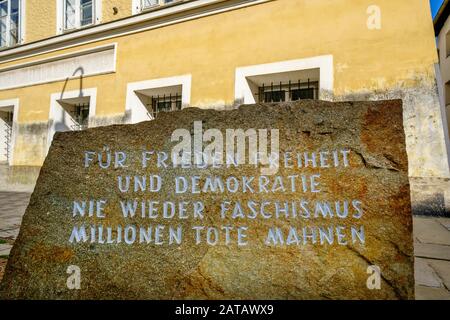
xmin=0 ymin=258 xmax=6 ymax=282
xmin=0 ymin=244 xmax=11 ymax=256
xmin=0 ymin=100 xmax=414 ymax=299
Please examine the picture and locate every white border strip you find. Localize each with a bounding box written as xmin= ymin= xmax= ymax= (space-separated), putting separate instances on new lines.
xmin=20 ymin=0 xmax=26 ymax=44
xmin=0 ymin=43 xmax=116 ymax=72
xmin=0 ymin=98 xmax=19 ymax=166
xmin=0 ymin=43 xmax=117 ymax=90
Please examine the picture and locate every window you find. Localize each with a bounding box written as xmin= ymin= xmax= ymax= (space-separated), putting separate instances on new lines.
xmin=0 ymin=0 xmax=21 ymax=48
xmin=134 ymin=86 xmax=183 ymax=120
xmin=63 ymin=0 xmax=96 ymax=31
xmin=150 ymin=93 xmax=182 ymax=118
xmin=0 ymin=106 xmax=13 ymax=163
xmin=235 ymin=56 xmax=333 ymax=104
xmin=126 ymin=75 xmax=191 ymax=123
xmin=48 ymin=89 xmax=97 ymax=153
xmin=263 ymin=90 xmax=285 ymax=103
xmin=70 ymin=102 xmax=90 ymax=130
xmin=256 ymin=79 xmax=318 ymax=103
xmin=56 ymin=97 xmax=91 ymax=131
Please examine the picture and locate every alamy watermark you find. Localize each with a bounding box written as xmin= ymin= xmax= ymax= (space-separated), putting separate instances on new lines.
xmin=367 ymin=5 xmax=381 ymax=30
xmin=66 ymin=264 xmax=81 ymax=290
xmin=171 ymin=121 xmax=280 ymax=175
xmin=366 ymin=265 xmax=381 ymax=290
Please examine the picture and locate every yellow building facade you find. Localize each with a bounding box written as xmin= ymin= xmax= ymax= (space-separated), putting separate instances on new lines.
xmin=0 ymin=0 xmax=449 ymax=181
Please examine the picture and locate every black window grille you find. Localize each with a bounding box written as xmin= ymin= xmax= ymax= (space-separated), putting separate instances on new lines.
xmin=70 ymin=103 xmax=90 ymax=131
xmin=2 ymin=111 xmax=13 ymax=163
xmin=264 ymin=90 xmax=285 ymax=103
xmin=147 ymin=93 xmax=182 ymax=118
xmin=256 ymin=79 xmax=319 ymax=103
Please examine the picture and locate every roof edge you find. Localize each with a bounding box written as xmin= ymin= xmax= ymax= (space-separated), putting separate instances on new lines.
xmin=434 ymin=0 xmax=450 ymax=35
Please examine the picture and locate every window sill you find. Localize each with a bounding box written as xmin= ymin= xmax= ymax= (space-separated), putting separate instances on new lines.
xmin=0 ymin=42 xmax=23 ymax=52
xmin=141 ymin=4 xmax=160 ymax=12
xmin=61 ymin=22 xmax=98 ymax=35
xmin=139 ymin=0 xmax=186 ymax=14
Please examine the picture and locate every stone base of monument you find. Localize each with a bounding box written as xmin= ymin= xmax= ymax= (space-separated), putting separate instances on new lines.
xmin=0 ymin=100 xmax=414 ymax=300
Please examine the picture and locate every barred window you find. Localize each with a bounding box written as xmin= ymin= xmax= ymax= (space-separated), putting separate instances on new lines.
xmin=256 ymin=80 xmax=318 ymax=103
xmin=70 ymin=103 xmax=90 ymax=131
xmin=0 ymin=0 xmax=21 ymax=48
xmin=149 ymin=93 xmax=182 ymax=119
xmin=0 ymin=107 xmax=13 ymax=164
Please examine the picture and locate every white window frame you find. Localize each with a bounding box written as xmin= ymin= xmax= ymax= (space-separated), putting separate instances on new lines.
xmin=234 ymin=55 xmax=334 ymax=104
xmin=56 ymin=0 xmax=101 ymax=34
xmin=0 ymin=98 xmax=19 ymax=166
xmin=0 ymin=0 xmax=25 ymax=48
xmin=48 ymin=88 xmax=97 ymax=153
xmin=132 ymin=0 xmax=180 ymax=15
xmin=125 ymin=74 xmax=191 ymax=123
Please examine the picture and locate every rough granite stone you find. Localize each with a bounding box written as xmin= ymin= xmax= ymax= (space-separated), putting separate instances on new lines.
xmin=0 ymin=100 xmax=414 ymax=299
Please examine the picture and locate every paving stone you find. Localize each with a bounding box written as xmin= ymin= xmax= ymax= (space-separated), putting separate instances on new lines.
xmin=414 ymin=243 xmax=450 ymax=260
xmin=428 ymin=260 xmax=450 ymax=290
xmin=438 ymin=218 xmax=450 ymax=231
xmin=0 ymin=244 xmax=11 ymax=256
xmin=0 ymin=230 xmax=19 ymax=240
xmin=414 ymin=258 xmax=443 ymax=288
xmin=1 ymin=218 xmax=21 ymax=224
xmin=413 ymin=217 xmax=450 ymax=245
xmin=415 ymin=286 xmax=450 ymax=300
xmin=0 ymin=191 xmax=31 ymax=242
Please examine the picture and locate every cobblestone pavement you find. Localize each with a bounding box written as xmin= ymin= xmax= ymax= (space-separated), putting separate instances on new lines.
xmin=414 ymin=217 xmax=450 ymax=299
xmin=0 ymin=191 xmax=31 ymax=282
xmin=0 ymin=191 xmax=449 ymax=299
xmin=0 ymin=192 xmax=31 ymax=252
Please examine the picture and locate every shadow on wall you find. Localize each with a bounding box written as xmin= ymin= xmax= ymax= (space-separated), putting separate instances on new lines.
xmin=54 ymin=67 xmax=85 ymax=132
